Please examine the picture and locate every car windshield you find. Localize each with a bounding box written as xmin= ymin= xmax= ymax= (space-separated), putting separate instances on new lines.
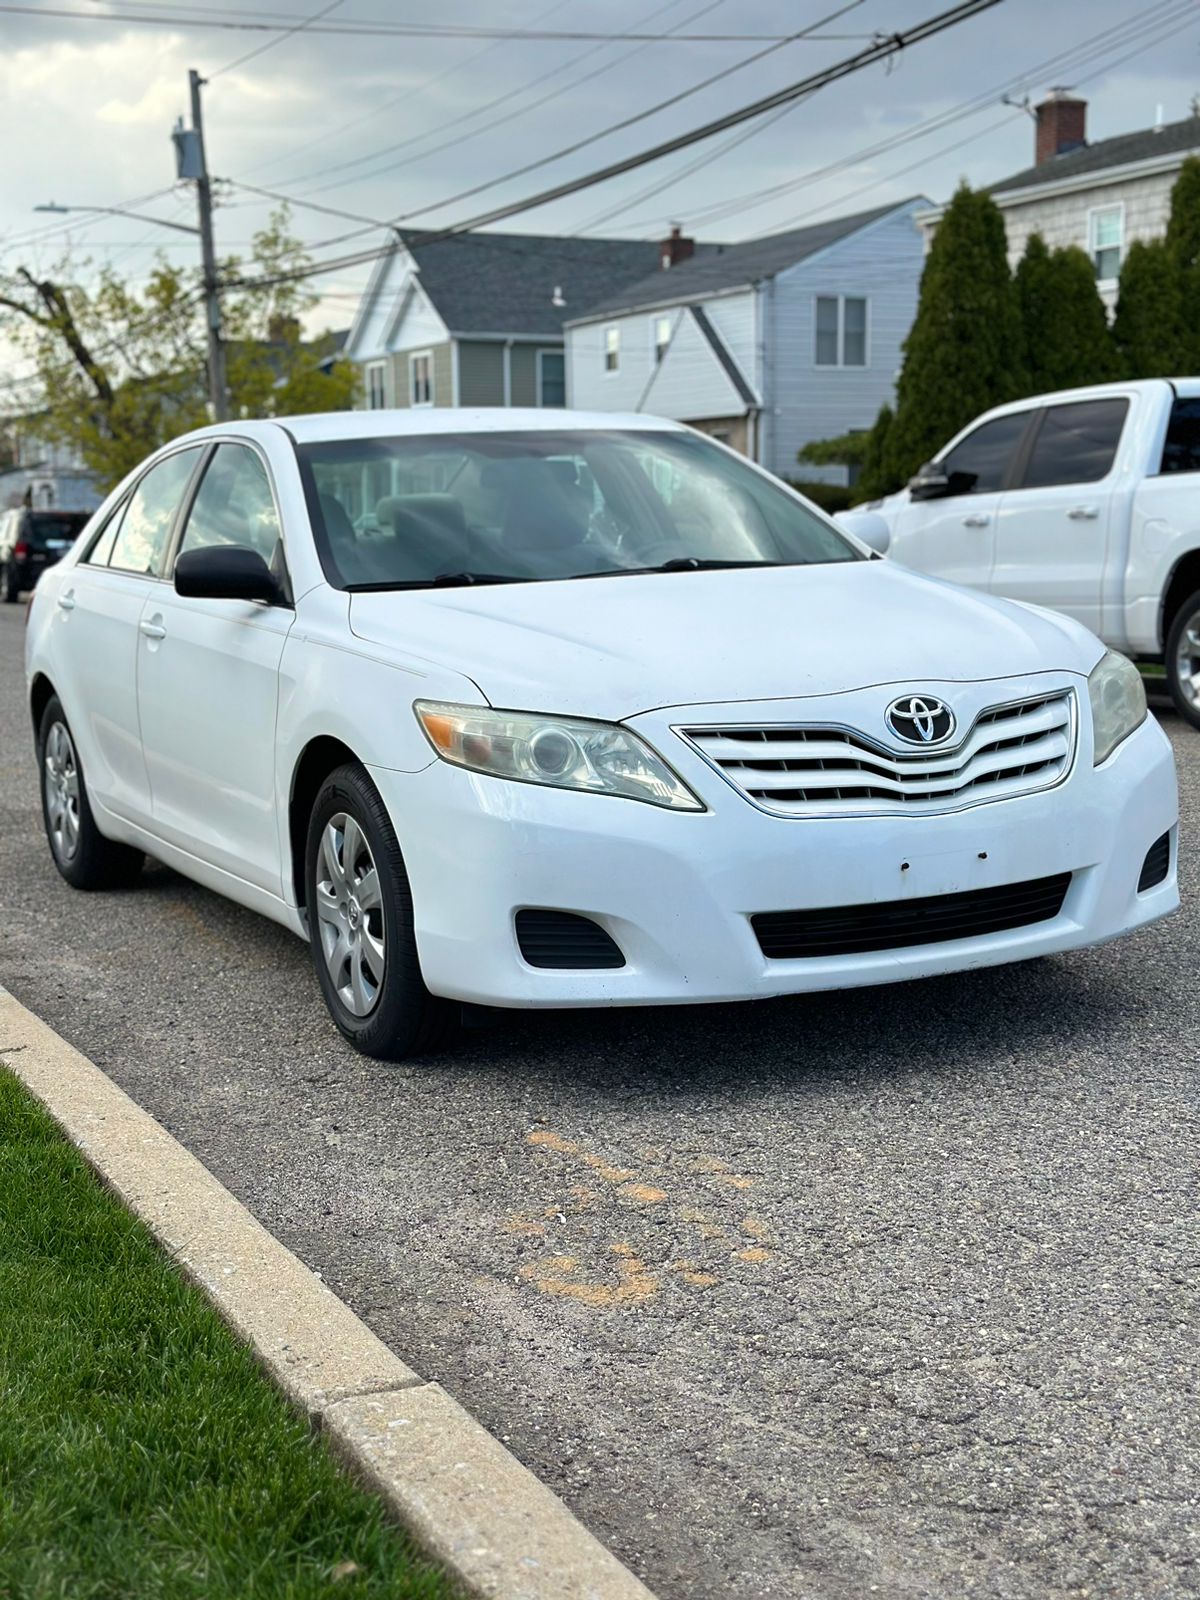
xmin=27 ymin=512 xmax=89 ymax=548
xmin=295 ymin=429 xmax=859 ymax=589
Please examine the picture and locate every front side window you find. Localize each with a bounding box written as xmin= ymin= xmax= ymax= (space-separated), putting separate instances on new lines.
xmin=366 ymin=362 xmax=386 ymax=410
xmin=538 ymin=350 xmax=566 ymax=407
xmin=605 ymin=327 xmax=620 ymax=372
xmin=939 ymin=412 xmax=1031 ymax=495
xmin=815 ymin=296 xmax=868 ymax=367
xmin=177 ymin=443 xmax=283 ymax=567
xmin=1090 ymin=205 xmax=1123 ymax=281
xmin=295 ymin=428 xmax=860 ymax=591
xmin=1020 ymin=399 xmax=1128 ymax=489
xmin=109 ymin=449 xmax=202 ymax=577
xmin=410 ymin=352 xmax=432 ymax=407
xmin=654 ymin=316 xmax=672 ymax=366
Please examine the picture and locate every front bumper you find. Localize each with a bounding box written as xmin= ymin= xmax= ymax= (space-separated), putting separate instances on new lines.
xmin=369 ymin=702 xmax=1178 ymax=1009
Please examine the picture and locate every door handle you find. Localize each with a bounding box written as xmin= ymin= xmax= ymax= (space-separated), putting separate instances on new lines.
xmin=56 ymin=593 xmax=76 ymax=611
xmin=1068 ymin=505 xmax=1100 ymax=520
xmin=139 ymin=619 xmax=167 ymax=640
xmin=962 ymin=513 xmax=990 ymax=528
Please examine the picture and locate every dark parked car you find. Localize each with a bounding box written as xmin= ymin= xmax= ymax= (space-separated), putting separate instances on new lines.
xmin=1 ymin=508 xmax=91 ymax=601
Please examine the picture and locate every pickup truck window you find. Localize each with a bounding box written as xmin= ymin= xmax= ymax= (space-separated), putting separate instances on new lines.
xmin=1020 ymin=399 xmax=1128 ymax=490
xmin=939 ymin=412 xmax=1029 ymax=494
xmin=1161 ymin=397 xmax=1200 ymax=474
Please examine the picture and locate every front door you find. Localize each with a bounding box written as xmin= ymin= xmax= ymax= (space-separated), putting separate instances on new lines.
xmin=989 ymin=397 xmax=1130 ymax=633
xmin=135 ymin=442 xmax=294 ymax=896
xmin=888 ymin=409 xmax=1035 ymax=591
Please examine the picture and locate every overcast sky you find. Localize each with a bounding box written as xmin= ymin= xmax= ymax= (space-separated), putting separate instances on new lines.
xmin=1 ymin=0 xmax=1198 ymax=360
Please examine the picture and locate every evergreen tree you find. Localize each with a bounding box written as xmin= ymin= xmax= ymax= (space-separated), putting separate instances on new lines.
xmin=857 ymin=403 xmax=897 ymax=500
xmin=888 ymin=184 xmax=1028 ymax=482
xmin=1016 ymin=233 xmax=1116 ymax=391
xmin=1165 ymin=155 xmax=1200 ymax=370
xmin=1113 ymin=239 xmax=1186 ymax=378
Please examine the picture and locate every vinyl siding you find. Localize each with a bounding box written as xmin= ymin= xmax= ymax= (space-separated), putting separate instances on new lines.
xmin=766 ymin=202 xmax=924 ymax=480
xmin=458 ymin=341 xmax=506 ymax=406
xmin=386 ymin=342 xmax=451 ymax=408
xmin=510 ymin=345 xmax=537 ymax=406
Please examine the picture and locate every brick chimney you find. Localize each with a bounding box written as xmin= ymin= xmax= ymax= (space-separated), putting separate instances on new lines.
xmin=660 ymin=223 xmax=695 ymax=270
xmin=1035 ymin=89 xmax=1087 ymax=165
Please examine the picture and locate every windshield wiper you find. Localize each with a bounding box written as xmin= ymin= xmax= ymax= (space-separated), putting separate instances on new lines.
xmin=346 ymin=572 xmax=525 ymax=592
xmin=577 ymin=558 xmax=785 ymax=579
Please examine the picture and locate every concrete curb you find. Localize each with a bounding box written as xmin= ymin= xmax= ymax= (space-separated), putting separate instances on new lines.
xmin=0 ymin=986 xmax=657 ymax=1600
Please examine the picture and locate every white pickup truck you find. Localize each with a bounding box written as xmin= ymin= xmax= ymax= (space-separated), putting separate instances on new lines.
xmin=837 ymin=378 xmax=1200 ymax=728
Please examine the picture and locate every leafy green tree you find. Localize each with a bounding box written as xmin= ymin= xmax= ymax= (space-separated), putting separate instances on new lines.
xmin=887 ymin=184 xmax=1028 ymax=482
xmin=0 ymin=209 xmax=357 ymax=492
xmin=1112 ymin=238 xmax=1186 ymax=378
xmin=1015 ymin=233 xmax=1116 ymax=390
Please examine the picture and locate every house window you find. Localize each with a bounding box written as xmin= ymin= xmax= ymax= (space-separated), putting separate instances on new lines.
xmin=1089 ymin=204 xmax=1124 ymax=282
xmin=815 ymin=296 xmax=869 ymax=368
xmin=605 ymin=327 xmax=620 ymax=373
xmin=409 ymin=350 xmax=433 ymax=406
xmin=654 ymin=315 xmax=672 ymax=365
xmin=366 ymin=361 xmax=386 ymax=410
xmin=538 ymin=349 xmax=566 ymax=407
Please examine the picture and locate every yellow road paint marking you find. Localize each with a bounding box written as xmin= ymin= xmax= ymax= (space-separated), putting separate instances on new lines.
xmin=687 ymin=1154 xmax=755 ymax=1190
xmin=736 ymin=1247 xmax=773 ymax=1264
xmin=503 ymin=1214 xmax=547 ymax=1238
xmin=740 ymin=1214 xmax=773 ymax=1243
xmin=618 ymin=1183 xmax=667 ymax=1204
xmin=668 ymin=1260 xmax=719 ymax=1288
xmin=526 ymin=1129 xmax=633 ymax=1185
xmin=519 ymin=1243 xmax=658 ymax=1306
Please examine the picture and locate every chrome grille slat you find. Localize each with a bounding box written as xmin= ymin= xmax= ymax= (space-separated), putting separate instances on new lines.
xmin=681 ymin=690 xmax=1076 ymax=818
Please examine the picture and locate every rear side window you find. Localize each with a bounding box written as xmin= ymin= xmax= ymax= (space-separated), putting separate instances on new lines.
xmin=1160 ymin=397 xmax=1200 ymax=474
xmin=1020 ymin=399 xmax=1128 ymax=489
xmin=82 ymin=497 xmax=129 ymax=566
xmin=109 ymin=448 xmax=203 ymax=577
xmin=939 ymin=412 xmax=1030 ymax=494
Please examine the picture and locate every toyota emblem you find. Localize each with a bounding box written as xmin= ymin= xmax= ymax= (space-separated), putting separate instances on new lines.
xmin=885 ymin=695 xmax=955 ymax=745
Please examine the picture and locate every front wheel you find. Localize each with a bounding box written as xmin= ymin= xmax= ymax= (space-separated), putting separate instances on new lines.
xmin=38 ymin=696 xmax=144 ymax=889
xmin=305 ymin=764 xmax=453 ymax=1060
xmin=1165 ymin=589 xmax=1200 ymax=731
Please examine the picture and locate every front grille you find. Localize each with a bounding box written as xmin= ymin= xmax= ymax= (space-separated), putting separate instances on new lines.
xmin=752 ymin=873 xmax=1072 ymax=959
xmin=1138 ymin=832 xmax=1171 ymax=892
xmin=681 ymin=691 xmax=1076 ymax=817
xmin=515 ymin=910 xmax=625 ymax=970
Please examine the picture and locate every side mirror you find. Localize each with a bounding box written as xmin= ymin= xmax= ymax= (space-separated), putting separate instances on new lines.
xmin=174 ymin=544 xmax=284 ymax=604
xmin=834 ymin=509 xmax=891 ymax=556
xmin=907 ymin=462 xmax=952 ymax=501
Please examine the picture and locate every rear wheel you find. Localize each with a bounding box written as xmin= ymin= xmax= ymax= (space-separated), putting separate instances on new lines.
xmin=1165 ymin=589 xmax=1200 ymax=730
xmin=305 ymin=763 xmax=453 ymax=1059
xmin=38 ymin=696 xmax=144 ymax=889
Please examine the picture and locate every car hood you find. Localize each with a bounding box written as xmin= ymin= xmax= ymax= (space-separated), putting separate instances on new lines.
xmin=348 ymin=561 xmax=1103 ymax=721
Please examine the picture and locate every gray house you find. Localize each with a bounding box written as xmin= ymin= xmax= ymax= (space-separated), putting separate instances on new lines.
xmin=565 ymin=198 xmax=929 ymax=480
xmin=345 ymin=227 xmax=662 ymax=412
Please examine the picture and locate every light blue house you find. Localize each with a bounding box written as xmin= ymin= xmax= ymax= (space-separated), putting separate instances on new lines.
xmin=565 ymin=198 xmax=930 ymax=482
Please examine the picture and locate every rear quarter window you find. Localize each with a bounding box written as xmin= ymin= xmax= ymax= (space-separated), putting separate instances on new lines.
xmin=1160 ymin=397 xmax=1200 ymax=474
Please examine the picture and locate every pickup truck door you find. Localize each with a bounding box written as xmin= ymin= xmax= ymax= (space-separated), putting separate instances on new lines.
xmin=888 ymin=409 xmax=1034 ymax=590
xmin=988 ymin=397 xmax=1130 ymax=632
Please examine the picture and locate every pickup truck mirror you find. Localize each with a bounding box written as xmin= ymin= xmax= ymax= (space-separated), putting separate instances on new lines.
xmin=908 ymin=463 xmax=952 ymax=500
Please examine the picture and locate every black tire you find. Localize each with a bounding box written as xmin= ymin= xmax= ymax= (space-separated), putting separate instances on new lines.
xmin=2 ymin=564 xmax=19 ymax=603
xmin=37 ymin=696 xmax=144 ymax=890
xmin=305 ymin=763 xmax=454 ymax=1060
xmin=1165 ymin=589 xmax=1200 ymax=731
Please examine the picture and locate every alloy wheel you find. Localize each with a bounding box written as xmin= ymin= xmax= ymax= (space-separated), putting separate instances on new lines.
xmin=315 ymin=812 xmax=386 ymax=1016
xmin=1173 ymin=604 xmax=1200 ymax=710
xmin=43 ymin=721 xmax=81 ymax=863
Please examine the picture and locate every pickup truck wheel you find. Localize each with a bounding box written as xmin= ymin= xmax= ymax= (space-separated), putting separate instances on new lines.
xmin=1165 ymin=590 xmax=1200 ymax=730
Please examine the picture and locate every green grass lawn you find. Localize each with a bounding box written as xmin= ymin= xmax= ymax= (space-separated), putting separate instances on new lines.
xmin=0 ymin=1069 xmax=453 ymax=1600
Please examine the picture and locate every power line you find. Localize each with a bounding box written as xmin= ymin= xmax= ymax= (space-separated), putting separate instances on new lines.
xmin=220 ymin=0 xmax=1006 ymax=294
xmin=209 ymin=0 xmax=344 ymax=78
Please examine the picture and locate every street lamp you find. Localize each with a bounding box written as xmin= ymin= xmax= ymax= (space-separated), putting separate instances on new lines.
xmin=33 ymin=202 xmax=200 ymax=237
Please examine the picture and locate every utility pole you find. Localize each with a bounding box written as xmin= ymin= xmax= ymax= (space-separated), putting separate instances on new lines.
xmin=173 ymin=71 xmax=229 ymax=421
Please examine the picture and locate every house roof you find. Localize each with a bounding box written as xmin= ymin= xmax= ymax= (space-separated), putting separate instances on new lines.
xmin=396 ymin=228 xmax=666 ymax=337
xmin=568 ymin=199 xmax=921 ymax=322
xmin=991 ymin=113 xmax=1200 ymax=196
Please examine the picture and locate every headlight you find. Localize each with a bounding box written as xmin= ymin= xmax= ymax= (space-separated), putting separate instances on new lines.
xmin=414 ymin=701 xmax=704 ymax=810
xmin=1088 ymin=649 xmax=1146 ymax=764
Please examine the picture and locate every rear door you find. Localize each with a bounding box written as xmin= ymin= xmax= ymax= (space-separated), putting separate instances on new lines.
xmin=888 ymin=409 xmax=1034 ymax=589
xmin=135 ymin=441 xmax=294 ymax=895
xmin=989 ymin=396 xmax=1130 ymax=631
xmin=49 ymin=447 xmax=205 ymax=825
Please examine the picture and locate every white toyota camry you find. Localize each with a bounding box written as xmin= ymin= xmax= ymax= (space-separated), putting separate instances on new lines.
xmin=25 ymin=410 xmax=1179 ymax=1058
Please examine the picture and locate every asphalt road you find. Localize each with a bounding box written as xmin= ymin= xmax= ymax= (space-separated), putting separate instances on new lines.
xmin=1 ymin=599 xmax=1197 ymax=1600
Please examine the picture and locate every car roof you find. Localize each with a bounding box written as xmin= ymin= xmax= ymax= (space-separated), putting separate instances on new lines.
xmin=176 ymin=407 xmax=691 ymax=448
